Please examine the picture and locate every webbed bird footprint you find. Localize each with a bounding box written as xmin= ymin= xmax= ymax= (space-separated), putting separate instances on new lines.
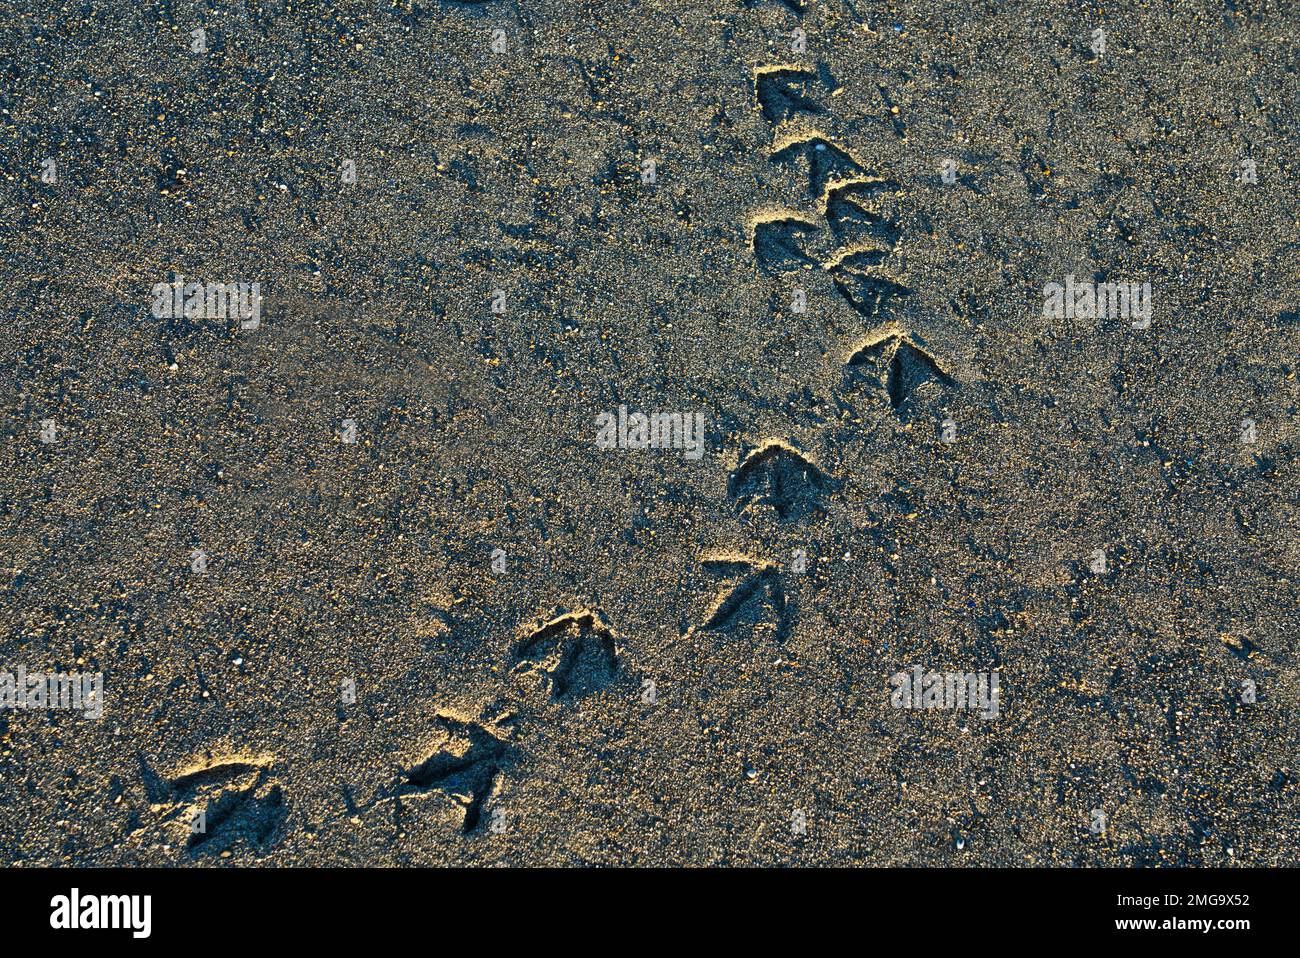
xmin=728 ymin=441 xmax=838 ymax=522
xmin=827 ymin=250 xmax=913 ymax=317
xmin=824 ymin=178 xmax=903 ymax=245
xmin=696 ymin=557 xmax=791 ymax=645
xmin=750 ymin=213 xmax=822 ymax=273
xmin=845 ymin=328 xmax=955 ymax=415
xmin=755 ymin=65 xmax=825 ymax=124
xmin=510 ymin=609 xmax=620 ymax=701
xmin=152 ymin=755 xmax=287 ymax=857
xmin=394 ymin=714 xmax=510 ymax=834
xmin=771 ymin=133 xmax=866 ymax=200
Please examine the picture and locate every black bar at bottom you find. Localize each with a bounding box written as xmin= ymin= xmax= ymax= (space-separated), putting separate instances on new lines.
xmin=0 ymin=867 xmax=1279 ymax=944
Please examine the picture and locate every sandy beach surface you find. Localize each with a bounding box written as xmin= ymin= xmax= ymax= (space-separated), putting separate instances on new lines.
xmin=1 ymin=0 xmax=1297 ymax=866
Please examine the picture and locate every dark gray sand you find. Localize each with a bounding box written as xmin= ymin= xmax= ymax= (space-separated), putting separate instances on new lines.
xmin=1 ymin=0 xmax=1297 ymax=865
